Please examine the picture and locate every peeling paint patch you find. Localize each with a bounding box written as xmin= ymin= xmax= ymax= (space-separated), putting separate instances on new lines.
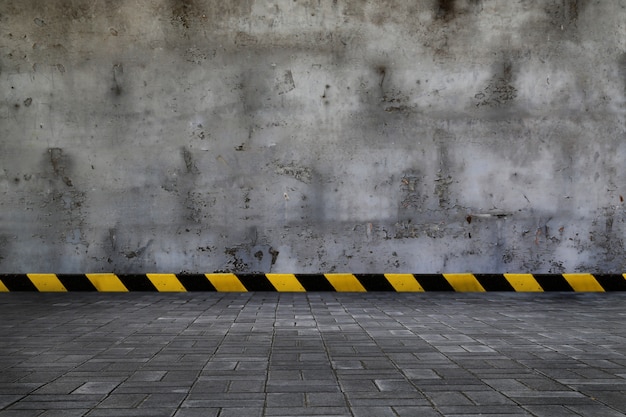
xmin=400 ymin=172 xmax=424 ymax=209
xmin=474 ymin=62 xmax=517 ymax=107
xmin=276 ymin=70 xmax=296 ymax=95
xmin=275 ymin=163 xmax=312 ymax=184
xmin=221 ymin=244 xmax=279 ymax=273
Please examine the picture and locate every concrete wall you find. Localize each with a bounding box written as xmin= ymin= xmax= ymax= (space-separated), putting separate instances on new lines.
xmin=0 ymin=0 xmax=625 ymax=274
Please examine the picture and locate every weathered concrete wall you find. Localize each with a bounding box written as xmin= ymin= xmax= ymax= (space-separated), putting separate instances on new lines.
xmin=0 ymin=0 xmax=625 ymax=273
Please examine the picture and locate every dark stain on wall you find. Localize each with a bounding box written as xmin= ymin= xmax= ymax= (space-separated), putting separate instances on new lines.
xmin=0 ymin=235 xmax=8 ymax=265
xmin=169 ymin=0 xmax=253 ymax=29
xmin=181 ymin=147 xmax=199 ymax=175
xmin=436 ymin=0 xmax=455 ymax=20
xmin=111 ymin=63 xmax=123 ymax=97
xmin=544 ymin=0 xmax=586 ymax=34
xmin=618 ymin=53 xmax=626 ymax=93
xmin=49 ymin=148 xmax=73 ymax=187
xmin=170 ymin=0 xmax=195 ymax=29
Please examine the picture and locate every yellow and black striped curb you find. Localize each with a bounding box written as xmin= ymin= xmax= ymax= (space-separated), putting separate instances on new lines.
xmin=0 ymin=273 xmax=625 ymax=292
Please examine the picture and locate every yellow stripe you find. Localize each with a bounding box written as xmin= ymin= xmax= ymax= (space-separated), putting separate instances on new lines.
xmin=504 ymin=274 xmax=544 ymax=292
xmin=562 ymin=274 xmax=605 ymax=292
xmin=324 ymin=274 xmax=366 ymax=292
xmin=86 ymin=273 xmax=129 ymax=292
xmin=384 ymin=274 xmax=424 ymax=292
xmin=146 ymin=274 xmax=187 ymax=292
xmin=27 ymin=274 xmax=67 ymax=292
xmin=443 ymin=274 xmax=485 ymax=292
xmin=206 ymin=273 xmax=247 ymax=292
xmin=0 ymin=280 xmax=9 ymax=292
xmin=266 ymin=274 xmax=306 ymax=292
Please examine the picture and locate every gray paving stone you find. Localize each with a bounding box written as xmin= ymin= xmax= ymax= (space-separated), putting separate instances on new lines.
xmin=172 ymin=409 xmax=220 ymax=417
xmin=351 ymin=406 xmax=397 ymax=417
xmin=522 ymin=405 xmax=584 ymax=416
xmin=0 ymin=411 xmax=45 ymax=417
xmin=218 ymin=408 xmax=263 ymax=417
xmin=86 ymin=409 xmax=175 ymax=417
xmin=393 ymin=406 xmax=443 ymax=417
xmin=0 ymin=396 xmax=23 ymax=410
xmin=305 ymin=392 xmax=347 ymax=407
xmin=265 ymin=407 xmax=350 ymax=416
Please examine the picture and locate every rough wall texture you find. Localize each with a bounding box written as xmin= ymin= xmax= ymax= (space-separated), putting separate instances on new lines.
xmin=0 ymin=0 xmax=625 ymax=274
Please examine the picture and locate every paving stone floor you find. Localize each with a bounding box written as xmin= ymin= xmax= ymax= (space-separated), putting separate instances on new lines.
xmin=0 ymin=293 xmax=625 ymax=417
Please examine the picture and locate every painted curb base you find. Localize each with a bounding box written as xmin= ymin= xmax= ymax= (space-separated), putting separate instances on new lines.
xmin=1 ymin=273 xmax=625 ymax=292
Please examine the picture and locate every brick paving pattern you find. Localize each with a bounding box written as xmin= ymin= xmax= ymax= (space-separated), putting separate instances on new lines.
xmin=0 ymin=293 xmax=625 ymax=416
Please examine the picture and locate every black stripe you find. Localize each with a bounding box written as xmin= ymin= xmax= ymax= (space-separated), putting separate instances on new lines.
xmin=237 ymin=274 xmax=276 ymax=291
xmin=1 ymin=274 xmax=38 ymax=291
xmin=413 ymin=275 xmax=455 ymax=291
xmin=57 ymin=275 xmax=97 ymax=291
xmin=474 ymin=274 xmax=515 ymax=291
xmin=176 ymin=274 xmax=217 ymax=291
xmin=118 ymin=275 xmax=158 ymax=291
xmin=354 ymin=274 xmax=395 ymax=291
xmin=593 ymin=274 xmax=626 ymax=291
xmin=533 ymin=274 xmax=573 ymax=291
xmin=295 ymin=274 xmax=335 ymax=291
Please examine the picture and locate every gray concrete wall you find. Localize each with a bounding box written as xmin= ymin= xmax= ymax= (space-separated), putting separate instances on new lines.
xmin=0 ymin=0 xmax=624 ymax=274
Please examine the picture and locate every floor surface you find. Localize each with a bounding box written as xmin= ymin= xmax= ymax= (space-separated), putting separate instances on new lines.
xmin=1 ymin=293 xmax=625 ymax=416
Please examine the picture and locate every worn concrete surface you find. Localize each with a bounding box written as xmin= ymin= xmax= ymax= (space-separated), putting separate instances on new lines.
xmin=1 ymin=293 xmax=626 ymax=416
xmin=1 ymin=1 xmax=625 ymax=273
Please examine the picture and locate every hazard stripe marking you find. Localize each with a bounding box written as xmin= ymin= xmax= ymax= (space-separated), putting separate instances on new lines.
xmin=0 ymin=274 xmax=625 ymax=292
xmin=267 ymin=274 xmax=306 ymax=292
xmin=238 ymin=274 xmax=276 ymax=291
xmin=147 ymin=274 xmax=187 ymax=292
xmin=384 ymin=274 xmax=425 ymax=292
xmin=444 ymin=274 xmax=486 ymax=292
xmin=119 ymin=275 xmax=157 ymax=291
xmin=504 ymin=274 xmax=544 ymax=292
xmin=27 ymin=274 xmax=67 ymax=292
xmin=355 ymin=274 xmax=396 ymax=291
xmin=295 ymin=274 xmax=335 ymax=291
xmin=595 ymin=274 xmax=626 ymax=291
xmin=416 ymin=275 xmax=455 ymax=291
xmin=562 ymin=274 xmax=605 ymax=292
xmin=57 ymin=275 xmax=97 ymax=291
xmin=475 ymin=274 xmax=515 ymax=291
xmin=325 ymin=274 xmax=366 ymax=292
xmin=86 ymin=274 xmax=128 ymax=292
xmin=1 ymin=274 xmax=38 ymax=291
xmin=206 ymin=274 xmax=247 ymax=292
xmin=177 ymin=274 xmax=217 ymax=291
xmin=533 ymin=274 xmax=573 ymax=291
